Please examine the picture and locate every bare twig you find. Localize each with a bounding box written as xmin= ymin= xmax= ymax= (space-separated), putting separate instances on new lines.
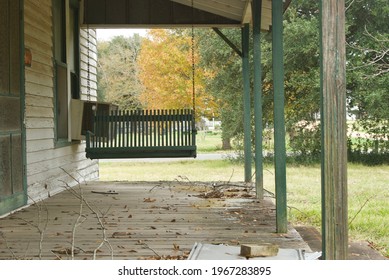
xmin=50 ymin=250 xmax=63 ymax=260
xmin=349 ymin=196 xmax=374 ymax=226
xmin=227 ymin=169 xmax=235 ymax=184
xmin=264 ymin=189 xmax=275 ymax=198
xmin=61 ymin=181 xmax=114 ymax=260
xmin=265 ymin=168 xmax=274 ymax=175
xmin=142 ymin=242 xmax=161 ymax=258
xmin=0 ymin=231 xmax=17 ymax=259
xmin=71 ymin=186 xmax=87 ymax=260
xmin=59 ymin=168 xmax=114 ymax=260
xmin=20 ymin=196 xmax=49 ymax=260
xmin=346 ymin=0 xmax=364 ymax=11
xmin=287 ymin=205 xmax=314 ymax=223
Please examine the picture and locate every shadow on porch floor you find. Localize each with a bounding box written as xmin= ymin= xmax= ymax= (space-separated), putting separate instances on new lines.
xmin=0 ymin=181 xmax=311 ymax=260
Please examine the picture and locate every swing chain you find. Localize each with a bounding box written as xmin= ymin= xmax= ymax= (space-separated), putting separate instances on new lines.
xmin=191 ymin=0 xmax=196 ymax=118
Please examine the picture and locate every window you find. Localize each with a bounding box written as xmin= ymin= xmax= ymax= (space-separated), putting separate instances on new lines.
xmin=53 ymin=0 xmax=80 ymax=143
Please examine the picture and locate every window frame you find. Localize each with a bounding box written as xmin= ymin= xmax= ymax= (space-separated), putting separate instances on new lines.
xmin=52 ymin=0 xmax=80 ymax=146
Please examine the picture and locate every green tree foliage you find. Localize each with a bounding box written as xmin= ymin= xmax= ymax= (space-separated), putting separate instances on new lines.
xmin=346 ymin=0 xmax=389 ymax=120
xmin=97 ymin=35 xmax=142 ymax=110
xmin=197 ymin=29 xmax=244 ymax=149
xmin=197 ymin=0 xmax=388 ymax=160
xmin=345 ymin=0 xmax=389 ymax=160
xmin=197 ymin=6 xmax=322 ymax=153
xmin=278 ymin=3 xmax=321 ymax=157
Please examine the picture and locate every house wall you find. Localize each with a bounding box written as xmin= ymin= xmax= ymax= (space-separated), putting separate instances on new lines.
xmin=24 ymin=0 xmax=99 ymax=201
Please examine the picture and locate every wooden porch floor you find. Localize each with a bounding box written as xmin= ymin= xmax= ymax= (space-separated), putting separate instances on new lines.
xmin=0 ymin=181 xmax=311 ymax=260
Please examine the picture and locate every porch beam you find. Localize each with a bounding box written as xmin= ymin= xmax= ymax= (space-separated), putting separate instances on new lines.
xmin=252 ymin=0 xmax=263 ymax=199
xmin=242 ymin=23 xmax=252 ymax=183
xmin=320 ymin=0 xmax=348 ymax=260
xmin=272 ymin=0 xmax=287 ymax=233
xmin=82 ymin=0 xmax=240 ymax=28
xmin=212 ymin=28 xmax=242 ymax=58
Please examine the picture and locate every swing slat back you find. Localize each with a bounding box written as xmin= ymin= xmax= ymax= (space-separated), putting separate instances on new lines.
xmin=85 ymin=109 xmax=197 ymax=159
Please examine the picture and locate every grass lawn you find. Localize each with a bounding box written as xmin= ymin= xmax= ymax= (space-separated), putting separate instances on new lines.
xmin=99 ymin=159 xmax=389 ymax=258
xmin=196 ymin=130 xmax=225 ymax=152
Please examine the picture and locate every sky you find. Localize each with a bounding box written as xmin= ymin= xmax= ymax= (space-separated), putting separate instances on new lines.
xmin=96 ymin=29 xmax=148 ymax=41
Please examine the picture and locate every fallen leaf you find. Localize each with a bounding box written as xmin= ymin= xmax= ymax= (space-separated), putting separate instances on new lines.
xmin=112 ymin=232 xmax=132 ymax=238
xmin=144 ymin=198 xmax=156 ymax=203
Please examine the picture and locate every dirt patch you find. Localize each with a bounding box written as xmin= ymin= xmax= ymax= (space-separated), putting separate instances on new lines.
xmin=295 ymin=226 xmax=388 ymax=260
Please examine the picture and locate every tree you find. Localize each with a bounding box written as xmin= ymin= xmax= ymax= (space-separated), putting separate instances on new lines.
xmin=197 ymin=6 xmax=322 ymax=153
xmin=198 ymin=0 xmax=388 ymax=158
xmin=138 ymin=29 xmax=217 ymax=118
xmin=197 ymin=28 xmax=244 ymax=149
xmin=97 ymin=35 xmax=143 ymax=110
xmin=346 ymin=0 xmax=389 ymax=120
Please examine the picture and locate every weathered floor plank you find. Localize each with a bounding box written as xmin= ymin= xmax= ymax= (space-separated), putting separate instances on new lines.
xmin=0 ymin=181 xmax=310 ymax=260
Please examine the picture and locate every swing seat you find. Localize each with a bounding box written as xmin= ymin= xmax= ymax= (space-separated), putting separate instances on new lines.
xmin=85 ymin=109 xmax=197 ymax=159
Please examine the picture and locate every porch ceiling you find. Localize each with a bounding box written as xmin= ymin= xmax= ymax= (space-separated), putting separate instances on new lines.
xmin=82 ymin=0 xmax=289 ymax=31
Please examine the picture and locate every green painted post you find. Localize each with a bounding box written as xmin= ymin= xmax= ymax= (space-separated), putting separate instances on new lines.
xmin=20 ymin=0 xmax=28 ymax=207
xmin=272 ymin=0 xmax=287 ymax=233
xmin=242 ymin=24 xmax=252 ymax=183
xmin=252 ymin=0 xmax=263 ymax=199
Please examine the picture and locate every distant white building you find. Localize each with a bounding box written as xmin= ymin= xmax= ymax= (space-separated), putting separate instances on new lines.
xmin=199 ymin=117 xmax=221 ymax=131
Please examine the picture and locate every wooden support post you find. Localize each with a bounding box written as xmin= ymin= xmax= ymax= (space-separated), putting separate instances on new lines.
xmin=272 ymin=0 xmax=287 ymax=233
xmin=242 ymin=24 xmax=252 ymax=183
xmin=320 ymin=0 xmax=348 ymax=260
xmin=252 ymin=0 xmax=263 ymax=199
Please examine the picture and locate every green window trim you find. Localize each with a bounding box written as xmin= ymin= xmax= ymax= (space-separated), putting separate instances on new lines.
xmin=52 ymin=0 xmax=81 ymax=146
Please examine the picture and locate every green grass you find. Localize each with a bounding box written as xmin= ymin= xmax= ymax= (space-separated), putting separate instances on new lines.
xmin=99 ymin=160 xmax=389 ymax=257
xmin=262 ymin=163 xmax=389 ymax=258
xmin=99 ymin=160 xmax=244 ymax=182
xmin=196 ymin=130 xmax=226 ymax=153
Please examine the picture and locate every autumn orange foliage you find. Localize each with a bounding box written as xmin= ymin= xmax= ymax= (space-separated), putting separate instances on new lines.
xmin=138 ymin=29 xmax=217 ymax=119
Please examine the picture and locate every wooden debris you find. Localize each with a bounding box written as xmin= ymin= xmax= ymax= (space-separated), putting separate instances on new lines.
xmin=91 ymin=190 xmax=118 ymax=195
xmin=240 ymin=243 xmax=279 ymax=258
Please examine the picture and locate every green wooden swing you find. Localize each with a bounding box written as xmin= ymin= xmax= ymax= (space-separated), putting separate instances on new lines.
xmin=85 ymin=109 xmax=196 ymax=159
xmin=85 ymin=15 xmax=197 ymax=159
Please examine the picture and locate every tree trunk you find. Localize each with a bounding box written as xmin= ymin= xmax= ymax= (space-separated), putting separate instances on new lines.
xmin=222 ymin=137 xmax=232 ymax=150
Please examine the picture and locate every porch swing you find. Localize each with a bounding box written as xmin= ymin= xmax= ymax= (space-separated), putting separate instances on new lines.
xmin=85 ymin=18 xmax=197 ymax=159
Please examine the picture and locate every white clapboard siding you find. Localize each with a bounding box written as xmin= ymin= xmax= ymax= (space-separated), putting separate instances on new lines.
xmin=27 ymin=150 xmax=93 ymax=177
xmin=26 ymin=128 xmax=54 ymax=141
xmin=25 ymin=82 xmax=53 ymax=97
xmin=24 ymin=0 xmax=99 ymax=203
xmin=26 ymin=139 xmax=55 ymax=153
xmin=80 ymin=29 xmax=98 ymax=101
xmin=27 ymin=143 xmax=86 ymax=165
xmin=25 ymin=106 xmax=54 ymax=118
xmin=25 ymin=117 xmax=54 ymax=129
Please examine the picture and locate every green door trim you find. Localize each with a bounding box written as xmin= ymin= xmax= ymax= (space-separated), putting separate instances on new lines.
xmin=20 ymin=0 xmax=27 ymax=210
xmin=0 ymin=0 xmax=27 ymax=216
